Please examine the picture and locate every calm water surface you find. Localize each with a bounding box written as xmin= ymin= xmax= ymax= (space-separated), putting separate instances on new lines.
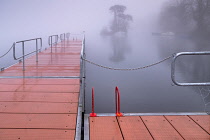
xmin=85 ymin=32 xmax=210 ymax=113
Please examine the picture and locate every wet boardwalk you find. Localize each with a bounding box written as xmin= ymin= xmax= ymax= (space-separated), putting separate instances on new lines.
xmin=0 ymin=41 xmax=82 ymax=139
xmin=86 ymin=114 xmax=210 ymax=140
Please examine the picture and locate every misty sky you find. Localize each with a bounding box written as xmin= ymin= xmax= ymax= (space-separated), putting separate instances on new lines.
xmin=0 ymin=0 xmax=166 ymax=45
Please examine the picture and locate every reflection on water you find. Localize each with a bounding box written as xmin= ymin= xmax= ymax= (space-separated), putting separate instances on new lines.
xmin=109 ymin=33 xmax=131 ymax=63
xmin=85 ymin=31 xmax=210 ymax=113
xmin=157 ymin=36 xmax=210 ymax=113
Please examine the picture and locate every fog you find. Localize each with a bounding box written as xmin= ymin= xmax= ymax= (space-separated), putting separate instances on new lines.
xmin=1 ymin=0 xmax=210 ymax=113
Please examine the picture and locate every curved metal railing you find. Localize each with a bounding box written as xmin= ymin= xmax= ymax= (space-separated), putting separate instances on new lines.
xmin=171 ymin=51 xmax=210 ymax=86
xmin=66 ymin=33 xmax=70 ymax=40
xmin=48 ymin=35 xmax=59 ymax=53
xmin=0 ymin=43 xmax=15 ymax=59
xmin=60 ymin=33 xmax=66 ymax=41
xmin=13 ymin=38 xmax=42 ymax=71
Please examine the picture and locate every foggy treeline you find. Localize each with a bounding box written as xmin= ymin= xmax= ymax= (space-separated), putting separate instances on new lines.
xmin=158 ymin=0 xmax=210 ymax=110
xmin=160 ymin=0 xmax=210 ymax=39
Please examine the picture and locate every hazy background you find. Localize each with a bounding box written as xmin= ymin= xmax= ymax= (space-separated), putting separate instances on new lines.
xmin=1 ymin=0 xmax=210 ymax=114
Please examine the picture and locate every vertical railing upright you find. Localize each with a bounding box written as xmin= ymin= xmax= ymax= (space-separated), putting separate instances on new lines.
xmin=115 ymin=87 xmax=123 ymax=116
xmin=13 ymin=38 xmax=42 ymax=71
xmin=60 ymin=33 xmax=66 ymax=42
xmin=48 ymin=35 xmax=59 ymax=53
xmin=66 ymin=33 xmax=70 ymax=40
xmin=90 ymin=87 xmax=97 ymax=117
xmin=80 ymin=32 xmax=86 ymax=113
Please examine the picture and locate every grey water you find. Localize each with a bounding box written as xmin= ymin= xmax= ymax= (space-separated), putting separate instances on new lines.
xmin=85 ymin=32 xmax=210 ymax=113
xmin=1 ymin=0 xmax=210 ymax=114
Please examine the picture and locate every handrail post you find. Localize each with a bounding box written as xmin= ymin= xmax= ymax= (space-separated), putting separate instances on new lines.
xmin=40 ymin=38 xmax=42 ymax=52
xmin=115 ymin=87 xmax=123 ymax=117
xmin=36 ymin=39 xmax=38 ymax=62
xmin=90 ymin=87 xmax=97 ymax=117
xmin=22 ymin=42 xmax=25 ymax=71
xmin=51 ymin=36 xmax=53 ymax=53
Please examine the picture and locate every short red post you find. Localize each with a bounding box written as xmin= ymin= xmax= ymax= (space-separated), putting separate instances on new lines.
xmin=90 ymin=87 xmax=97 ymax=117
xmin=115 ymin=87 xmax=123 ymax=117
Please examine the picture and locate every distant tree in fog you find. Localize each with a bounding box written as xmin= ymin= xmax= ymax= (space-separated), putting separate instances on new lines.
xmin=101 ymin=5 xmax=133 ymax=36
xmin=190 ymin=0 xmax=210 ymax=34
xmin=109 ymin=5 xmax=133 ymax=33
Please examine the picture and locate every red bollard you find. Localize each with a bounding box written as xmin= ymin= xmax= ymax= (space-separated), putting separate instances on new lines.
xmin=115 ymin=87 xmax=123 ymax=117
xmin=90 ymin=87 xmax=97 ymax=117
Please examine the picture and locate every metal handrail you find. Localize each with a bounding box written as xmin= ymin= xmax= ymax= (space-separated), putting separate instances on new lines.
xmin=75 ymin=32 xmax=86 ymax=139
xmin=66 ymin=33 xmax=70 ymax=40
xmin=0 ymin=43 xmax=15 ymax=59
xmin=115 ymin=86 xmax=123 ymax=116
xmin=60 ymin=33 xmax=66 ymax=41
xmin=80 ymin=32 xmax=86 ymax=78
xmin=48 ymin=35 xmax=59 ymax=53
xmin=171 ymin=51 xmax=210 ymax=86
xmin=13 ymin=38 xmax=42 ymax=71
xmin=80 ymin=32 xmax=86 ymax=110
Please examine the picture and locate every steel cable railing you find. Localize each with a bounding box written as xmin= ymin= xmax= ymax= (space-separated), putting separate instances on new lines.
xmin=0 ymin=43 xmax=15 ymax=58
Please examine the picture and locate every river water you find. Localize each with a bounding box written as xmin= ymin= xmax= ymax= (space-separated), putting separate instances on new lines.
xmin=85 ymin=29 xmax=210 ymax=114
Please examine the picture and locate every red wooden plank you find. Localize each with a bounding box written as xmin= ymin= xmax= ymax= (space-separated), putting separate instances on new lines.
xmin=0 ymin=85 xmax=79 ymax=92
xmin=3 ymin=69 xmax=80 ymax=73
xmin=0 ymin=102 xmax=77 ymax=113
xmin=0 ymin=40 xmax=82 ymax=139
xmin=118 ymin=116 xmax=153 ymax=140
xmin=0 ymin=79 xmax=79 ymax=85
xmin=0 ymin=114 xmax=76 ymax=129
xmin=141 ymin=116 xmax=183 ymax=140
xmin=189 ymin=115 xmax=210 ymax=134
xmin=0 ymin=92 xmax=78 ymax=102
xmin=165 ymin=116 xmax=210 ymax=139
xmin=6 ymin=66 xmax=80 ymax=70
xmin=90 ymin=117 xmax=123 ymax=140
xmin=0 ymin=129 xmax=75 ymax=140
xmin=0 ymin=72 xmax=80 ymax=77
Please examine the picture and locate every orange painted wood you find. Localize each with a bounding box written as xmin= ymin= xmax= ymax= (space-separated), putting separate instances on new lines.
xmin=0 ymin=92 xmax=78 ymax=102
xmin=2 ymin=69 xmax=80 ymax=73
xmin=6 ymin=66 xmax=80 ymax=70
xmin=0 ymin=79 xmax=79 ymax=85
xmin=0 ymin=102 xmax=77 ymax=113
xmin=90 ymin=117 xmax=123 ymax=140
xmin=118 ymin=116 xmax=153 ymax=140
xmin=0 ymin=85 xmax=79 ymax=92
xmin=0 ymin=40 xmax=82 ymax=139
xmin=165 ymin=116 xmax=210 ymax=139
xmin=141 ymin=116 xmax=183 ymax=140
xmin=0 ymin=72 xmax=80 ymax=77
xmin=0 ymin=114 xmax=76 ymax=129
xmin=0 ymin=129 xmax=75 ymax=140
xmin=189 ymin=115 xmax=210 ymax=134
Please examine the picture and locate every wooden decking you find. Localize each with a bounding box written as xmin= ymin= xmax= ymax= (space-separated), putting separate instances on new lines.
xmin=88 ymin=115 xmax=210 ymax=140
xmin=0 ymin=41 xmax=82 ymax=139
